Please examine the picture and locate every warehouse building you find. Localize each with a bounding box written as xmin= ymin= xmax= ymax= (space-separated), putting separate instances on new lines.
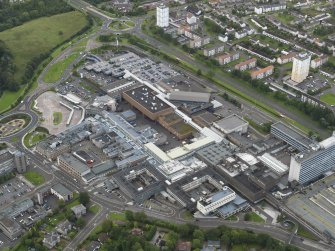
xmin=213 ymin=114 xmax=248 ymax=134
xmin=123 ymin=86 xmax=173 ymax=120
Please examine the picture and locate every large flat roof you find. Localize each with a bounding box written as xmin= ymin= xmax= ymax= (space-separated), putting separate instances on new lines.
xmin=214 ymin=114 xmax=248 ymax=132
xmin=124 ymin=85 xmax=171 ymax=113
xmin=169 ymin=91 xmax=211 ymax=103
xmin=271 ymin=122 xmax=312 ymax=147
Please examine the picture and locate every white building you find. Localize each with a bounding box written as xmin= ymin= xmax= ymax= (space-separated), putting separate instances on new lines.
xmin=291 ymin=53 xmax=311 ymax=84
xmin=197 ymin=186 xmax=236 ymax=215
xmin=156 ymin=4 xmax=169 ymax=28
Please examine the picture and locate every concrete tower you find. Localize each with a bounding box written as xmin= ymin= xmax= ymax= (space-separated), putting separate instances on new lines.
xmin=156 ymin=4 xmax=169 ymax=28
xmin=291 ymin=53 xmax=311 ymax=83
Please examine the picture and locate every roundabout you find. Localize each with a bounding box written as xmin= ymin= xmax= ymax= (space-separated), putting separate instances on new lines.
xmin=0 ymin=113 xmax=31 ymax=137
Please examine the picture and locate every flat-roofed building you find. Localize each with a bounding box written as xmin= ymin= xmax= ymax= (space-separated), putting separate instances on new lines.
xmin=0 ymin=217 xmax=22 ymax=240
xmin=197 ymin=186 xmax=236 ymax=215
xmin=168 ymin=91 xmax=211 ymax=103
xmin=271 ymin=122 xmax=312 ymax=152
xmin=57 ymin=153 xmax=91 ymax=179
xmin=291 ymin=53 xmax=311 ymax=83
xmin=51 ymin=183 xmax=73 ymax=202
xmin=122 ymin=86 xmax=173 ymax=121
xmin=213 ymin=114 xmax=248 ymax=134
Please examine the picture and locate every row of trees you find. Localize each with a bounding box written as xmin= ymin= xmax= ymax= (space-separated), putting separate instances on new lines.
xmin=0 ymin=41 xmax=19 ymax=95
xmin=0 ymin=0 xmax=72 ymax=32
xmin=89 ymin=210 xmax=299 ymax=251
xmin=230 ymin=68 xmax=335 ymax=129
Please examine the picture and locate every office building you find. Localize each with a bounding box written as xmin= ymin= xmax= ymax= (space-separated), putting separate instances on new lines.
xmin=271 ymin=122 xmax=312 ymax=152
xmin=156 ymin=4 xmax=169 ymax=28
xmin=0 ymin=217 xmax=22 ymax=240
xmin=291 ymin=53 xmax=311 ymax=83
xmin=289 ymin=144 xmax=335 ymax=184
xmin=14 ymin=151 xmax=27 ymax=173
xmin=197 ymin=186 xmax=236 ymax=215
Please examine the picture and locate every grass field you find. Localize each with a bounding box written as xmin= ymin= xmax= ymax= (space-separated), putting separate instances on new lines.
xmin=89 ymin=204 xmax=100 ymax=214
xmin=297 ymin=226 xmax=319 ymax=241
xmin=320 ymin=93 xmax=335 ymax=105
xmin=23 ymin=171 xmax=45 ymax=186
xmin=110 ymin=20 xmax=133 ymax=30
xmin=43 ymin=52 xmax=80 ymax=83
xmin=244 ymin=212 xmax=265 ymax=223
xmin=108 ymin=212 xmax=126 ymax=221
xmin=53 ymin=112 xmax=63 ymax=125
xmin=0 ymin=11 xmax=88 ymax=112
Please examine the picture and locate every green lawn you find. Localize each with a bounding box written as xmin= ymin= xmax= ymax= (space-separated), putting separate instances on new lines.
xmin=125 ymin=20 xmax=135 ymax=27
xmin=23 ymin=131 xmax=47 ymax=148
xmin=110 ymin=20 xmax=130 ymax=30
xmin=0 ymin=11 xmax=88 ymax=113
xmin=0 ymin=87 xmax=25 ymax=113
xmin=89 ymin=204 xmax=100 ymax=214
xmin=0 ymin=11 xmax=87 ymax=81
xmin=53 ymin=111 xmax=63 ymax=125
xmin=297 ymin=226 xmax=319 ymax=241
xmin=108 ymin=212 xmax=126 ymax=221
xmin=320 ymin=93 xmax=335 ymax=105
xmin=244 ymin=212 xmax=265 ymax=223
xmin=43 ymin=52 xmax=79 ymax=83
xmin=23 ymin=171 xmax=45 ymax=186
xmin=275 ymin=12 xmax=295 ymax=24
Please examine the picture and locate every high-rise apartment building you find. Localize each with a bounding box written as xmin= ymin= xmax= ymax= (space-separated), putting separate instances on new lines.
xmin=291 ymin=53 xmax=311 ymax=83
xmin=156 ymin=4 xmax=169 ymax=28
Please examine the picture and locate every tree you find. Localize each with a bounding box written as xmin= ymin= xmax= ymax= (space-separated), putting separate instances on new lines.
xmin=125 ymin=210 xmax=134 ymax=221
xmin=79 ymin=192 xmax=90 ymax=206
xmin=76 ymin=217 xmax=86 ymax=228
xmin=193 ymin=229 xmax=204 ymax=242
xmin=197 ymin=69 xmax=202 ymax=76
xmin=192 ymin=239 xmax=202 ymax=249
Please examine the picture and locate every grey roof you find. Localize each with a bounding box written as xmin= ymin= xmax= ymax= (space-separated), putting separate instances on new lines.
xmin=216 ymin=194 xmax=249 ymax=216
xmin=59 ymin=154 xmax=90 ymax=175
xmin=271 ymin=122 xmax=312 ymax=148
xmin=71 ymin=204 xmax=86 ymax=213
xmin=214 ymin=114 xmax=248 ymax=132
xmin=196 ymin=143 xmax=233 ymax=166
xmin=52 ymin=184 xmax=72 ymax=197
xmin=169 ymin=91 xmax=211 ymax=103
xmin=211 ymin=188 xmax=234 ymax=202
xmin=92 ymin=160 xmax=115 ymax=175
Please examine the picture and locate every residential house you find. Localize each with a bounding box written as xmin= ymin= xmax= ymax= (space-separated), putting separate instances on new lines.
xmin=250 ymin=65 xmax=274 ymax=79
xmin=216 ymin=52 xmax=240 ymax=65
xmin=234 ymin=58 xmax=257 ymax=71
xmin=203 ymin=44 xmax=225 ymax=57
xmin=71 ymin=204 xmax=87 ymax=218
xmin=55 ymin=220 xmax=72 ymax=236
xmin=43 ymin=232 xmax=60 ymax=249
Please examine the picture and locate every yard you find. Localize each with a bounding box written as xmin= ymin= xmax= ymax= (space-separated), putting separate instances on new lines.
xmin=320 ymin=93 xmax=335 ymax=105
xmin=23 ymin=171 xmax=45 ymax=186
